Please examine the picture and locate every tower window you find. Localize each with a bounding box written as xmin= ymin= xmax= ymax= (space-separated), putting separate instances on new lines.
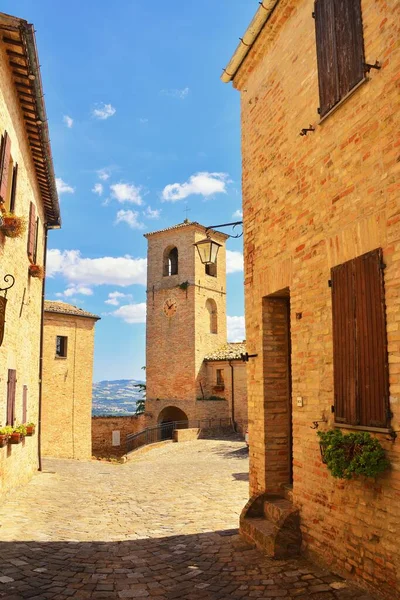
xmin=206 ymin=299 xmax=218 ymax=334
xmin=163 ymin=246 xmax=178 ymax=276
xmin=205 ymin=262 xmax=217 ymax=277
xmin=216 ymin=369 xmax=224 ymax=386
xmin=56 ymin=336 xmax=68 ymax=358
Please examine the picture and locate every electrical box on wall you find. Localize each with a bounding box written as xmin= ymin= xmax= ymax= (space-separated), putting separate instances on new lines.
xmin=296 ymin=396 xmax=303 ymax=407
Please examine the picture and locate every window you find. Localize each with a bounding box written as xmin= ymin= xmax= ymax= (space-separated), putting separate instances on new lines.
xmin=163 ymin=246 xmax=178 ymax=276
xmin=331 ymin=248 xmax=389 ymax=428
xmin=56 ymin=336 xmax=68 ymax=358
xmin=0 ymin=131 xmax=11 ymax=208
xmin=6 ymin=369 xmax=16 ymax=426
xmin=205 ymin=262 xmax=217 ymax=277
xmin=216 ymin=369 xmax=224 ymax=387
xmin=9 ymin=164 xmax=18 ymax=213
xmin=27 ymin=202 xmax=36 ymax=260
xmin=206 ymin=299 xmax=218 ymax=334
xmin=314 ymin=0 xmax=365 ymax=118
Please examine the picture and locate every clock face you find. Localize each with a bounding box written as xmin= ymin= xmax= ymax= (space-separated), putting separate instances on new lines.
xmin=163 ymin=298 xmax=177 ymax=317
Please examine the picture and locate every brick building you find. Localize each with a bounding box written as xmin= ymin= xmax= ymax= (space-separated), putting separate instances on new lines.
xmin=222 ymin=0 xmax=400 ymax=597
xmin=42 ymin=301 xmax=100 ymax=460
xmin=145 ymin=221 xmax=247 ymax=431
xmin=0 ymin=12 xmax=60 ymax=494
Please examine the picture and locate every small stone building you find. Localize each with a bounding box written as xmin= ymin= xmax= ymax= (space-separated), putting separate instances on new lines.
xmin=0 ymin=13 xmax=60 ymax=495
xmin=42 ymin=301 xmax=100 ymax=460
xmin=145 ymin=221 xmax=247 ymax=432
xmin=222 ymin=0 xmax=400 ymax=597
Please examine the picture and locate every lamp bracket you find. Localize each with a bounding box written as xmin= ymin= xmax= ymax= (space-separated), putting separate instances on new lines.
xmin=0 ymin=274 xmax=15 ymax=297
xmin=205 ymin=220 xmax=243 ymax=239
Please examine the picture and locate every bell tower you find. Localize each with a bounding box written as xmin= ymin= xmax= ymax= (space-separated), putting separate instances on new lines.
xmin=144 ymin=221 xmax=228 ymax=425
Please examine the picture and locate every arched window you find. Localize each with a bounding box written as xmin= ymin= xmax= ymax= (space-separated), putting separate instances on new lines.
xmin=206 ymin=298 xmax=218 ymax=334
xmin=163 ymin=246 xmax=178 ymax=276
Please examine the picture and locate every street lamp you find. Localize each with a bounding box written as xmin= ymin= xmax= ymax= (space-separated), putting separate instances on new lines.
xmin=194 ymin=220 xmax=243 ymax=266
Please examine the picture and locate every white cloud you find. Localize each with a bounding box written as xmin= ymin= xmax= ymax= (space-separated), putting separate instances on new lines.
xmin=63 ymin=115 xmax=73 ymax=128
xmin=110 ymin=183 xmax=143 ymax=205
xmin=56 ymin=178 xmax=74 ymax=195
xmin=227 ymin=316 xmax=245 ymax=342
xmin=92 ymin=183 xmax=103 ymax=196
xmin=92 ymin=103 xmax=116 ymax=120
xmin=47 ymin=249 xmax=147 ymax=287
xmin=232 ymin=209 xmax=243 ymax=219
xmin=111 ymin=303 xmax=146 ymax=324
xmin=56 ymin=285 xmax=93 ymax=298
xmin=97 ymin=169 xmax=111 ymax=181
xmin=105 ymin=291 xmax=132 ymax=306
xmin=226 ymin=250 xmax=244 ymax=274
xmin=144 ymin=206 xmax=161 ymax=219
xmin=160 ymin=87 xmax=189 ymax=100
xmin=162 ymin=172 xmax=228 ymax=202
xmin=115 ymin=209 xmax=145 ymax=230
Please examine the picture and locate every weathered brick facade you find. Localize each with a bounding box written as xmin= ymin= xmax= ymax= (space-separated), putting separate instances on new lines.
xmin=0 ymin=14 xmax=60 ymax=495
xmin=224 ymin=0 xmax=400 ymax=596
xmin=42 ymin=303 xmax=99 ymax=460
xmin=92 ymin=415 xmax=146 ymax=457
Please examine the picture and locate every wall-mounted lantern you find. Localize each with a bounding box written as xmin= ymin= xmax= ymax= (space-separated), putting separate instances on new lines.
xmin=194 ymin=220 xmax=243 ymax=266
xmin=0 ymin=274 xmax=15 ymax=347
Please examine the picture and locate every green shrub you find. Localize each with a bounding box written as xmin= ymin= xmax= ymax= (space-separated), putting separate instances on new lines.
xmin=318 ymin=429 xmax=390 ymax=480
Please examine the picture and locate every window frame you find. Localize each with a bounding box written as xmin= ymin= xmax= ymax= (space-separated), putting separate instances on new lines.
xmin=55 ymin=335 xmax=68 ymax=358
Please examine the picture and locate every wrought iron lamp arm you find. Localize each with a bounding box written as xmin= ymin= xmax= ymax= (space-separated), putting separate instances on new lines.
xmin=205 ymin=220 xmax=243 ymax=239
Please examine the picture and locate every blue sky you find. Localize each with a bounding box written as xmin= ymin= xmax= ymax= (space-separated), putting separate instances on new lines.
xmin=6 ymin=0 xmax=256 ymax=381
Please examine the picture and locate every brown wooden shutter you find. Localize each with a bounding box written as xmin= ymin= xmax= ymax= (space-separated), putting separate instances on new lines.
xmin=0 ymin=132 xmax=11 ymax=204
xmin=331 ymin=260 xmax=357 ymax=424
xmin=354 ymin=249 xmax=389 ymax=427
xmin=22 ymin=385 xmax=27 ymax=424
xmin=27 ymin=202 xmax=36 ymax=259
xmin=334 ymin=0 xmax=365 ymax=99
xmin=7 ymin=369 xmax=16 ymax=426
xmin=314 ymin=0 xmax=339 ymax=117
xmin=9 ymin=163 xmax=18 ymax=213
xmin=33 ymin=217 xmax=39 ymax=264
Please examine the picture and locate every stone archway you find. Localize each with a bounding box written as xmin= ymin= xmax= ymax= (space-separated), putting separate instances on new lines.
xmin=157 ymin=406 xmax=189 ymax=427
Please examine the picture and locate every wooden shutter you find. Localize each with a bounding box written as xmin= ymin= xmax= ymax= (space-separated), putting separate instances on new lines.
xmin=27 ymin=202 xmax=36 ymax=259
xmin=331 ymin=259 xmax=357 ymax=424
xmin=22 ymin=385 xmax=27 ymax=424
xmin=7 ymin=369 xmax=16 ymax=426
xmin=33 ymin=217 xmax=39 ymax=264
xmin=0 ymin=132 xmax=11 ymax=204
xmin=9 ymin=163 xmax=18 ymax=213
xmin=315 ymin=0 xmax=339 ymax=117
xmin=334 ymin=0 xmax=365 ymax=99
xmin=354 ymin=249 xmax=389 ymax=427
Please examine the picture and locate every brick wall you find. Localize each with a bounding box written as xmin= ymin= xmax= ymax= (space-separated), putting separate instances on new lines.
xmin=232 ymin=0 xmax=400 ymax=596
xmin=92 ymin=415 xmax=146 ymax=457
xmin=42 ymin=313 xmax=97 ymax=460
xmin=0 ymin=42 xmax=49 ymax=494
xmin=204 ymin=360 xmax=248 ymax=432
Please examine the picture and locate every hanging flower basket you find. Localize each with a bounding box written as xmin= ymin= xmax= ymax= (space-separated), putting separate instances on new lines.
xmin=28 ymin=264 xmax=44 ymax=280
xmin=0 ymin=213 xmax=26 ymax=238
xmin=25 ymin=423 xmax=36 ymax=436
xmin=317 ymin=429 xmax=390 ymax=480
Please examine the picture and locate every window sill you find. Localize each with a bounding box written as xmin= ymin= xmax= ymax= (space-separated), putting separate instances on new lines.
xmin=55 ymin=355 xmax=67 ymax=360
xmin=335 ymin=423 xmax=391 ymax=434
xmin=319 ymin=77 xmax=368 ymax=125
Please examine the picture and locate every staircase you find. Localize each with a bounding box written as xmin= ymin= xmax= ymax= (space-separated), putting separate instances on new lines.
xmin=240 ymin=488 xmax=302 ymax=559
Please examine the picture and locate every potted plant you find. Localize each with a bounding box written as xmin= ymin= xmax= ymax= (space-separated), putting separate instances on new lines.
xmin=0 ymin=212 xmax=26 ymax=238
xmin=10 ymin=424 xmax=27 ymax=444
xmin=25 ymin=422 xmax=36 ymax=436
xmin=318 ymin=429 xmax=390 ymax=480
xmin=0 ymin=426 xmax=13 ymax=447
xmin=28 ymin=264 xmax=44 ymax=280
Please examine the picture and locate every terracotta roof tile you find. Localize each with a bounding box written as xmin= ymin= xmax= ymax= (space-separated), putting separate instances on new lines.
xmin=44 ymin=301 xmax=100 ymax=320
xmin=144 ymin=220 xmax=229 ymax=239
xmin=204 ymin=342 xmax=247 ymax=361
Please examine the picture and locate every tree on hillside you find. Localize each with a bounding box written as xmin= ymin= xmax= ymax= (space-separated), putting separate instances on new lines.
xmin=134 ymin=367 xmax=146 ymax=415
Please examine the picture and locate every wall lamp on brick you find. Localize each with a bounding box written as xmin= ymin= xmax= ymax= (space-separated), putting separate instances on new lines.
xmin=194 ymin=220 xmax=243 ymax=266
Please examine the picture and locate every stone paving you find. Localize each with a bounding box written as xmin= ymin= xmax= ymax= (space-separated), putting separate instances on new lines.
xmin=0 ymin=438 xmax=375 ymax=599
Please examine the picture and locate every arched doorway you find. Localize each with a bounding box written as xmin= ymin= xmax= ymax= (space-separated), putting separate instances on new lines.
xmin=157 ymin=406 xmax=189 ymax=439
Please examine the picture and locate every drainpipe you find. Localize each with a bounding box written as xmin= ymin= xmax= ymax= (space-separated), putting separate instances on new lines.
xmin=229 ymin=360 xmax=236 ymax=432
xmin=37 ymin=225 xmax=48 ymax=472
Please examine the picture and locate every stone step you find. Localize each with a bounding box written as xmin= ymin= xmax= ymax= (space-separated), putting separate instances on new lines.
xmin=263 ymin=494 xmax=297 ymax=525
xmin=282 ymin=484 xmax=293 ymax=502
xmin=240 ymin=517 xmax=276 ymax=557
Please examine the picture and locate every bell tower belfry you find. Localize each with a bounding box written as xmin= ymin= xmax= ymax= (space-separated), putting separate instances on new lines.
xmin=144 ymin=221 xmax=229 ymax=425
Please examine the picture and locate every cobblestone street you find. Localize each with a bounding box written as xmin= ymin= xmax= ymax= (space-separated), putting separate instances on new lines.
xmin=0 ymin=439 xmax=374 ymax=599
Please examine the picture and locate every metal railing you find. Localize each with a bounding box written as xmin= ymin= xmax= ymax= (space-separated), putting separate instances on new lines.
xmin=126 ymin=417 xmax=234 ymax=455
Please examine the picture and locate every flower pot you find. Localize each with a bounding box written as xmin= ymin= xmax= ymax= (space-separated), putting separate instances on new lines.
xmin=28 ymin=265 xmax=44 ymax=280
xmin=0 ymin=215 xmax=26 ymax=238
xmin=0 ymin=434 xmax=8 ymax=447
xmin=9 ymin=432 xmax=22 ymax=444
xmin=25 ymin=425 xmax=35 ymax=436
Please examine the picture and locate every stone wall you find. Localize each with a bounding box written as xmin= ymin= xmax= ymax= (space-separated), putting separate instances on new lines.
xmin=0 ymin=41 xmax=48 ymax=495
xmin=204 ymin=360 xmax=248 ymax=432
xmin=92 ymin=415 xmax=146 ymax=457
xmin=42 ymin=313 xmax=97 ymax=460
xmin=233 ymin=0 xmax=400 ymax=596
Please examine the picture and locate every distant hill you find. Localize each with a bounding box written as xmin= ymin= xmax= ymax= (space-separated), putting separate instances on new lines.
xmin=92 ymin=379 xmax=145 ymax=416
